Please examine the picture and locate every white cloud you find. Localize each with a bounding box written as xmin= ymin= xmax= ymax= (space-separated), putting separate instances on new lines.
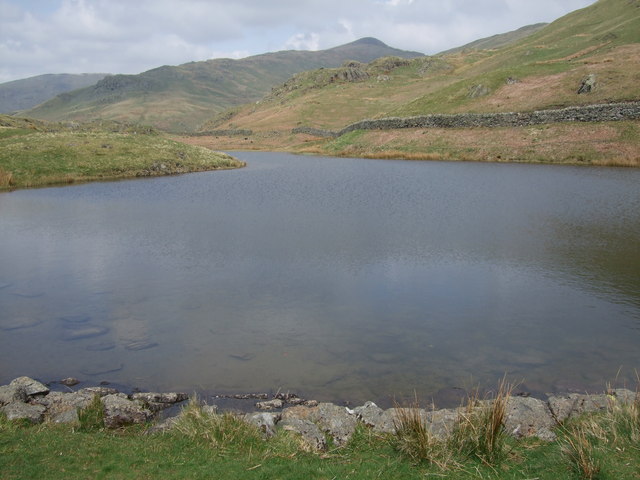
xmin=284 ymin=32 xmax=320 ymax=51
xmin=0 ymin=0 xmax=597 ymax=83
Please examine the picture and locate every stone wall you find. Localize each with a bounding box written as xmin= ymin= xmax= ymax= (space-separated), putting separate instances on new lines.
xmin=194 ymin=129 xmax=253 ymax=137
xmin=293 ymin=101 xmax=640 ymax=138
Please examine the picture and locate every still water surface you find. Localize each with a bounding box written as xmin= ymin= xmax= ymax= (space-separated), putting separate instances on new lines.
xmin=1 ymin=152 xmax=639 ymax=406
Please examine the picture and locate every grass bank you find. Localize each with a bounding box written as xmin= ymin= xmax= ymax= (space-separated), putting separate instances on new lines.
xmin=179 ymin=120 xmax=640 ymax=168
xmin=0 ymin=116 xmax=244 ymax=191
xmin=2 ymin=387 xmax=638 ymax=480
xmin=301 ymin=121 xmax=640 ymax=167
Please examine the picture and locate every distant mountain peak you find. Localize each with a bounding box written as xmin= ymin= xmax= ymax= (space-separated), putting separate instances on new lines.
xmin=349 ymin=37 xmax=389 ymax=47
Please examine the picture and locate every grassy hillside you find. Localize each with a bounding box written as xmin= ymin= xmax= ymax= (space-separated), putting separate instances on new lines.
xmin=439 ymin=23 xmax=548 ymax=55
xmin=0 ymin=73 xmax=108 ymax=113
xmin=23 ymin=38 xmax=423 ymax=133
xmin=208 ymin=0 xmax=639 ymax=133
xmin=191 ymin=0 xmax=639 ymax=166
xmin=0 ymin=115 xmax=243 ymax=190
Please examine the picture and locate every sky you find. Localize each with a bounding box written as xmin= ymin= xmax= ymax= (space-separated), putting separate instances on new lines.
xmin=0 ymin=0 xmax=597 ymax=84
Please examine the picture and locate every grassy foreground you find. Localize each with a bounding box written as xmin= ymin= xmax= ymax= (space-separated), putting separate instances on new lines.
xmin=0 ymin=116 xmax=244 ymax=190
xmin=1 ymin=388 xmax=638 ymax=480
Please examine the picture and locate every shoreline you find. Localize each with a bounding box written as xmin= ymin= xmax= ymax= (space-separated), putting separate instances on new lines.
xmin=2 ymin=375 xmax=638 ymax=446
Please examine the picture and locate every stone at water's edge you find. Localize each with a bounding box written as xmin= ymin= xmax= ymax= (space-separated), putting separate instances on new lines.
xmin=279 ymin=417 xmax=327 ymax=451
xmin=245 ymin=412 xmax=281 ymax=438
xmin=102 ymin=394 xmax=153 ymax=429
xmin=282 ymin=402 xmax=357 ymax=446
xmin=1 ymin=402 xmax=46 ymax=423
xmin=352 ymin=401 xmax=396 ymax=433
xmin=10 ymin=376 xmax=49 ymax=396
xmin=547 ymin=391 xmax=628 ymax=423
xmin=1 ymin=376 xmax=637 ymax=450
xmin=504 ymin=396 xmax=557 ymax=442
xmin=0 ymin=384 xmax=28 ymax=405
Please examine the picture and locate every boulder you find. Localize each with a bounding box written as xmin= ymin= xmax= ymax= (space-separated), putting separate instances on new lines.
xmin=0 ymin=384 xmax=28 ymax=406
xmin=245 ymin=412 xmax=281 ymax=437
xmin=578 ymin=74 xmax=597 ymax=94
xmin=60 ymin=377 xmax=80 ymax=387
xmin=504 ymin=396 xmax=556 ymax=441
xmin=34 ymin=391 xmax=94 ymax=423
xmin=78 ymin=387 xmax=119 ymax=397
xmin=426 ymin=408 xmax=459 ymax=440
xmin=9 ymin=376 xmax=49 ymax=396
xmin=147 ymin=416 xmax=180 ymax=434
xmin=256 ymin=399 xmax=283 ymax=411
xmin=102 ymin=394 xmax=152 ymax=428
xmin=1 ymin=402 xmax=46 ymax=423
xmin=548 ymin=393 xmax=609 ymax=423
xmin=468 ymin=84 xmax=491 ymax=98
xmin=282 ymin=403 xmax=357 ymax=446
xmin=131 ymin=392 xmax=189 ymax=412
xmin=609 ymin=388 xmax=637 ymax=406
xmin=352 ymin=401 xmax=396 ymax=433
xmin=279 ymin=417 xmax=327 ymax=451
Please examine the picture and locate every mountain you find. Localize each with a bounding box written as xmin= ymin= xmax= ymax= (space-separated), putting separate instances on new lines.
xmin=0 ymin=73 xmax=107 ymax=113
xmin=439 ymin=23 xmax=548 ymax=55
xmin=23 ymin=38 xmax=423 ymax=133
xmin=202 ymin=0 xmax=639 ymax=134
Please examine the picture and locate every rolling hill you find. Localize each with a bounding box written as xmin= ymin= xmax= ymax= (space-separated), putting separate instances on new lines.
xmin=0 ymin=73 xmax=107 ymax=113
xmin=185 ymin=0 xmax=639 ymax=167
xmin=204 ymin=0 xmax=639 ymax=134
xmin=23 ymin=38 xmax=423 ymax=133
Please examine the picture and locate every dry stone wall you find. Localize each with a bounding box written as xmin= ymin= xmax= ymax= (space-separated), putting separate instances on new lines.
xmin=293 ymin=101 xmax=640 ymax=138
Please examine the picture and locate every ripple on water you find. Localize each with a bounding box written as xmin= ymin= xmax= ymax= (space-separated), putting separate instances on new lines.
xmin=62 ymin=325 xmax=109 ymax=341
xmin=0 ymin=317 xmax=44 ymax=331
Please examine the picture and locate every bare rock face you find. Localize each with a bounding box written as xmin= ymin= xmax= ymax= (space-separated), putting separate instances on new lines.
xmin=504 ymin=397 xmax=556 ymax=441
xmin=101 ymin=394 xmax=152 ymax=428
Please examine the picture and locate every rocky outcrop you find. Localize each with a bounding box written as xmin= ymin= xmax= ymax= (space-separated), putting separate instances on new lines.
xmin=578 ymin=74 xmax=597 ymax=94
xmin=293 ymin=101 xmax=640 ymax=138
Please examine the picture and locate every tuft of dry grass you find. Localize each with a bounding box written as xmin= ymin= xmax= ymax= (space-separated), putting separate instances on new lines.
xmin=173 ymin=397 xmax=264 ymax=451
xmin=0 ymin=168 xmax=14 ymax=187
xmin=392 ymin=397 xmax=454 ymax=468
xmin=449 ymin=377 xmax=513 ymax=466
xmin=561 ymin=422 xmax=602 ymax=480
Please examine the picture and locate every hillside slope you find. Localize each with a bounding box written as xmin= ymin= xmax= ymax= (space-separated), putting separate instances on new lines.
xmin=0 ymin=73 xmax=107 ymax=113
xmin=23 ymin=38 xmax=423 ymax=133
xmin=207 ymin=0 xmax=639 ymax=134
xmin=184 ymin=0 xmax=639 ymax=167
xmin=439 ymin=23 xmax=548 ymax=55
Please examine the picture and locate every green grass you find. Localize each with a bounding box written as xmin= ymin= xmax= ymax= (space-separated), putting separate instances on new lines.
xmin=0 ymin=116 xmax=244 ymax=190
xmin=2 ymin=388 xmax=639 ymax=480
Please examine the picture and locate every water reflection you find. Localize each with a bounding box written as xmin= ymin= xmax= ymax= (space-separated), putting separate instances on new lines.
xmin=0 ymin=153 xmax=638 ymax=406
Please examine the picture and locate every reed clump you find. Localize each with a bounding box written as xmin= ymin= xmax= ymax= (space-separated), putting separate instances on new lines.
xmin=172 ymin=397 xmax=264 ymax=452
xmin=393 ymin=397 xmax=454 ymax=468
xmin=560 ymin=379 xmax=639 ymax=479
xmin=448 ymin=377 xmax=513 ymax=466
